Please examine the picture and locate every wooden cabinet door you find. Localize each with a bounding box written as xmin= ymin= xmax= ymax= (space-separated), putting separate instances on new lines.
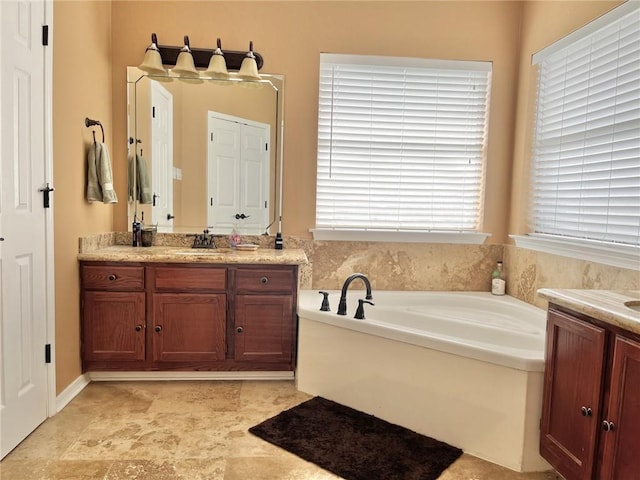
xmin=235 ymin=294 xmax=293 ymax=363
xmin=540 ymin=309 xmax=607 ymax=480
xmin=82 ymin=291 xmax=145 ymax=362
xmin=152 ymin=293 xmax=226 ymax=362
xmin=599 ymin=335 xmax=640 ymax=480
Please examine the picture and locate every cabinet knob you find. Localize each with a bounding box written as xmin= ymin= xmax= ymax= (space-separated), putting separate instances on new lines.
xmin=155 ymin=325 xmax=162 ymax=333
xmin=236 ymin=326 xmax=244 ymax=333
xmin=135 ymin=325 xmax=142 ymax=332
xmin=260 ymin=276 xmax=268 ymax=284
xmin=108 ymin=274 xmax=117 ymax=281
xmin=602 ymin=420 xmax=616 ymax=432
xmin=580 ymin=406 xmax=592 ymax=417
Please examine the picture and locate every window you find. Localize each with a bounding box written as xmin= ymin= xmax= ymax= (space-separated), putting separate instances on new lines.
xmin=313 ymin=54 xmax=492 ymax=243
xmin=524 ymin=2 xmax=640 ymax=266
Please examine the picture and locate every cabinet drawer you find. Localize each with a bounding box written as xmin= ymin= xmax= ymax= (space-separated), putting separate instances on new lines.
xmin=236 ymin=268 xmax=295 ymax=293
xmin=154 ymin=266 xmax=226 ymax=291
xmin=82 ymin=266 xmax=144 ymax=291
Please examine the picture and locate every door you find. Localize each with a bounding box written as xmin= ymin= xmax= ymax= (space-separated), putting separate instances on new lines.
xmin=0 ymin=0 xmax=52 ymax=459
xmin=207 ymin=112 xmax=269 ymax=234
xmin=599 ymin=335 xmax=640 ymax=479
xmin=150 ymin=80 xmax=173 ymax=231
xmin=82 ymin=291 xmax=145 ymax=363
xmin=540 ymin=309 xmax=606 ymax=480
xmin=235 ymin=294 xmax=293 ymax=363
xmin=152 ymin=293 xmax=226 ymax=363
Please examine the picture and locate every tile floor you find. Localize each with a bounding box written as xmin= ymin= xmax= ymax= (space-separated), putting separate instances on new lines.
xmin=0 ymin=381 xmax=562 ymax=480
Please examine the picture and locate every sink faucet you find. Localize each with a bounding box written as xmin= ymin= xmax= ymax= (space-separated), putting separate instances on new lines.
xmin=337 ymin=273 xmax=373 ymax=315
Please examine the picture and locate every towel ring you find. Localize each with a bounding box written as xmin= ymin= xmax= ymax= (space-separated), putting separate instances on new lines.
xmin=85 ymin=117 xmax=105 ymax=143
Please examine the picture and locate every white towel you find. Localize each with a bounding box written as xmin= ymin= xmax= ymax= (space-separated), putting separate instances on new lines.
xmin=87 ymin=142 xmax=118 ymax=204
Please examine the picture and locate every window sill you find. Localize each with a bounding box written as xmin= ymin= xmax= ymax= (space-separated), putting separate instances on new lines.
xmin=310 ymin=229 xmax=490 ymax=244
xmin=510 ymin=235 xmax=640 ymax=270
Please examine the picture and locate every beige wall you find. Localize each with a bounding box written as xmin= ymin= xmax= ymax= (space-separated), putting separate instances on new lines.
xmin=110 ymin=1 xmax=525 ymax=241
xmin=52 ymin=1 xmax=635 ymax=394
xmin=53 ymin=0 xmax=113 ymax=393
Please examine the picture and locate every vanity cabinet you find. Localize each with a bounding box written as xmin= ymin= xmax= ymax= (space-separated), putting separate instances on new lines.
xmin=81 ymin=265 xmax=146 ymax=363
xmin=540 ymin=307 xmax=640 ymax=480
xmin=150 ymin=266 xmax=227 ymax=364
xmin=80 ymin=261 xmax=298 ymax=372
xmin=234 ymin=267 xmax=295 ymax=363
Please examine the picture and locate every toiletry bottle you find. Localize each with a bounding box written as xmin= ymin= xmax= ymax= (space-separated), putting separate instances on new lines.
xmin=229 ymin=225 xmax=241 ymax=248
xmin=491 ymin=261 xmax=506 ymax=296
xmin=132 ymin=214 xmax=141 ymax=247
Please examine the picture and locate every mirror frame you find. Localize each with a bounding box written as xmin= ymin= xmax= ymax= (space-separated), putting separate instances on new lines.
xmin=126 ymin=67 xmax=284 ymax=235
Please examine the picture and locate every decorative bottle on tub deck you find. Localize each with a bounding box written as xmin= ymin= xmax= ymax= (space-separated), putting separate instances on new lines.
xmin=491 ymin=261 xmax=506 ymax=296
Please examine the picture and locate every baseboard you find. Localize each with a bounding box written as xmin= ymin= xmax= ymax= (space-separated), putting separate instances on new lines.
xmin=55 ymin=373 xmax=91 ymax=413
xmin=88 ymin=371 xmax=295 ymax=381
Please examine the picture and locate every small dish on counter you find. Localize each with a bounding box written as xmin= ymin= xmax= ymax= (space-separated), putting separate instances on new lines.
xmin=235 ymin=244 xmax=259 ymax=252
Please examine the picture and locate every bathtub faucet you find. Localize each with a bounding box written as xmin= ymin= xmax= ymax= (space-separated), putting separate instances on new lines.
xmin=337 ymin=273 xmax=373 ymax=315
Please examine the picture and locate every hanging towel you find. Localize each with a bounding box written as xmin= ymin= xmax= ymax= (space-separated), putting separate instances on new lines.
xmin=128 ymin=154 xmax=136 ymax=202
xmin=136 ymin=154 xmax=153 ymax=204
xmin=86 ymin=142 xmax=102 ymax=202
xmin=87 ymin=142 xmax=118 ymax=204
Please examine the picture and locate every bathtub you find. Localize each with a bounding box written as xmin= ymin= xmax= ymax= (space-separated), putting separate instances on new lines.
xmin=296 ymin=290 xmax=550 ymax=473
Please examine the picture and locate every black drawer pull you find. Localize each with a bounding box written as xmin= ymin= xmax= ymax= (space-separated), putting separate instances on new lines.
xmin=135 ymin=325 xmax=142 ymax=332
xmin=108 ymin=274 xmax=117 ymax=281
xmin=236 ymin=326 xmax=244 ymax=333
xmin=155 ymin=325 xmax=162 ymax=333
xmin=260 ymin=276 xmax=268 ymax=284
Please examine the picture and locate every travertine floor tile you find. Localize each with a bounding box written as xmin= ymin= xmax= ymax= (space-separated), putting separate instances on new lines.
xmin=0 ymin=381 xmax=561 ymax=480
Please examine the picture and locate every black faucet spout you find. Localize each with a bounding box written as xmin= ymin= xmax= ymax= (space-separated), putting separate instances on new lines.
xmin=337 ymin=273 xmax=373 ymax=316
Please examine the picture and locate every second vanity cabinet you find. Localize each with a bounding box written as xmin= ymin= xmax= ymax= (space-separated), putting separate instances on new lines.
xmin=80 ymin=261 xmax=299 ymax=372
xmin=540 ymin=306 xmax=640 ymax=480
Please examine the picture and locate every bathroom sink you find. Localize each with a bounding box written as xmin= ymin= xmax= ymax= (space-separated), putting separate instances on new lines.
xmin=624 ymin=300 xmax=640 ymax=312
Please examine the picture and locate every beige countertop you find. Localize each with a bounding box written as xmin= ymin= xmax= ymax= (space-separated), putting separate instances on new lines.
xmin=537 ymin=289 xmax=640 ymax=335
xmin=78 ymin=245 xmax=308 ymax=266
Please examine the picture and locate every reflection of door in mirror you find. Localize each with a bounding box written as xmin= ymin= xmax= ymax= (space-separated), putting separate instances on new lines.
xmin=207 ymin=112 xmax=270 ymax=235
xmin=151 ymin=81 xmax=174 ymax=232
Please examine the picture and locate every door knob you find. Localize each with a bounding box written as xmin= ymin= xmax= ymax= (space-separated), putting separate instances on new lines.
xmin=234 ymin=213 xmax=250 ymax=220
xmin=155 ymin=325 xmax=162 ymax=333
xmin=135 ymin=325 xmax=143 ymax=332
xmin=602 ymin=420 xmax=616 ymax=432
xmin=167 ymin=213 xmax=175 ymax=220
xmin=236 ymin=326 xmax=244 ymax=333
xmin=580 ymin=406 xmax=592 ymax=417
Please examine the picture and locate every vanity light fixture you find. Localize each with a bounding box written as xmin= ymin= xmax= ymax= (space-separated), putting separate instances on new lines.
xmin=238 ymin=41 xmax=261 ymax=81
xmin=138 ymin=34 xmax=264 ymax=75
xmin=138 ymin=33 xmax=167 ymax=74
xmin=171 ymin=36 xmax=199 ymax=76
xmin=204 ymin=38 xmax=229 ymax=79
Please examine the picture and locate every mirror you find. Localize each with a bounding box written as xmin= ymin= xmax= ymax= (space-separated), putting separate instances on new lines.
xmin=127 ymin=67 xmax=284 ymax=235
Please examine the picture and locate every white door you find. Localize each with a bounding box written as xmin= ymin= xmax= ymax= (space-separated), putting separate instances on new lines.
xmin=239 ymin=124 xmax=269 ymax=234
xmin=0 ymin=0 xmax=52 ymax=459
xmin=150 ymin=80 xmax=173 ymax=231
xmin=207 ymin=112 xmax=269 ymax=234
xmin=207 ymin=115 xmax=241 ymax=232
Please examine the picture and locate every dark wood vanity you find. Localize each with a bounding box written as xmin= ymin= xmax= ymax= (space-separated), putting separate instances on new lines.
xmin=538 ymin=290 xmax=640 ymax=480
xmin=80 ymin=256 xmax=301 ymax=373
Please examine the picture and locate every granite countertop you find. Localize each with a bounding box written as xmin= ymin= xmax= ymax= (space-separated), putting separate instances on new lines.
xmin=78 ymin=245 xmax=308 ymax=266
xmin=537 ymin=289 xmax=640 ymax=335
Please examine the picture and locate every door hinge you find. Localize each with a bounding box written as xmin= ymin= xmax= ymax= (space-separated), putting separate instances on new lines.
xmin=45 ymin=344 xmax=51 ymax=363
xmin=211 ymin=133 xmax=214 ymax=142
xmin=265 ymin=142 xmax=268 ymax=151
xmin=42 ymin=25 xmax=49 ymax=46
xmin=152 ymin=106 xmax=156 ymax=118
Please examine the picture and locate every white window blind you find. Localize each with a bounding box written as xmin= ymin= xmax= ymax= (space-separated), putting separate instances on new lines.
xmin=530 ymin=4 xmax=640 ymax=247
xmin=315 ymin=54 xmax=492 ymax=233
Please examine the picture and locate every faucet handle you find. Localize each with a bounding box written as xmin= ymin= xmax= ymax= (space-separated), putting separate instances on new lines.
xmin=318 ymin=291 xmax=331 ymax=311
xmin=354 ymin=299 xmax=374 ymax=320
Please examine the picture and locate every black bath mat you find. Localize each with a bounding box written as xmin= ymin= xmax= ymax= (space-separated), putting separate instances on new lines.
xmin=249 ymin=396 xmax=463 ymax=480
